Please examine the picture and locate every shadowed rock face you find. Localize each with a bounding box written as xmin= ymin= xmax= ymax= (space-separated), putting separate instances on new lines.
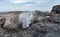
xmin=51 ymin=5 xmax=60 ymax=14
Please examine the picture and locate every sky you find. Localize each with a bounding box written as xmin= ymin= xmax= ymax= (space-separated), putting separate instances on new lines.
xmin=0 ymin=0 xmax=60 ymax=12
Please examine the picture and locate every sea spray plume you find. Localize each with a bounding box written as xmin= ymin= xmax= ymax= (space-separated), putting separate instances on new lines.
xmin=19 ymin=11 xmax=36 ymax=28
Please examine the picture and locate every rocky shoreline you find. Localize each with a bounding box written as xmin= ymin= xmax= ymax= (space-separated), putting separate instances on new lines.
xmin=0 ymin=5 xmax=60 ymax=37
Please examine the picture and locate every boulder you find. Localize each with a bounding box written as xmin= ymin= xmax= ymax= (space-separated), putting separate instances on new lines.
xmin=51 ymin=5 xmax=60 ymax=14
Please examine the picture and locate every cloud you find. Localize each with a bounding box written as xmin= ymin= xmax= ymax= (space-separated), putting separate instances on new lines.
xmin=0 ymin=0 xmax=60 ymax=12
xmin=9 ymin=0 xmax=28 ymax=4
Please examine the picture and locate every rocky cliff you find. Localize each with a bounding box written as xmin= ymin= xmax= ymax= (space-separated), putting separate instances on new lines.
xmin=0 ymin=5 xmax=60 ymax=37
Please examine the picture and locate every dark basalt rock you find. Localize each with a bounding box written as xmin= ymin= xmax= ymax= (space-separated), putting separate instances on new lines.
xmin=51 ymin=5 xmax=60 ymax=14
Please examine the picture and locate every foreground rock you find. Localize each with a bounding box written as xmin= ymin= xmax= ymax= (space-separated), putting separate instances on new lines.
xmin=0 ymin=11 xmax=60 ymax=37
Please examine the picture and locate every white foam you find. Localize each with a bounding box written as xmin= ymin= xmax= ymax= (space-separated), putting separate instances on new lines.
xmin=19 ymin=11 xmax=35 ymax=28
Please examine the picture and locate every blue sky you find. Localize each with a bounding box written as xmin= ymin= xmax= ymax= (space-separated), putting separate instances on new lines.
xmin=0 ymin=0 xmax=60 ymax=12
